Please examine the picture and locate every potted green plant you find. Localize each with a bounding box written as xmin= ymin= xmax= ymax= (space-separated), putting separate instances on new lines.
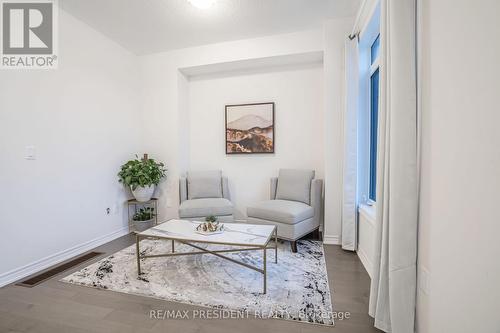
xmin=195 ymin=215 xmax=224 ymax=234
xmin=118 ymin=154 xmax=167 ymax=202
xmin=132 ymin=207 xmax=155 ymax=231
xmin=205 ymin=215 xmax=218 ymax=223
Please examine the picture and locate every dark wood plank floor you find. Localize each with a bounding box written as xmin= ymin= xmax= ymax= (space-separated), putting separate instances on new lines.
xmin=0 ymin=234 xmax=381 ymax=333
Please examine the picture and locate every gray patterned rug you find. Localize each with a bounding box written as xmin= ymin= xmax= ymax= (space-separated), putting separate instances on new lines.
xmin=61 ymin=239 xmax=334 ymax=326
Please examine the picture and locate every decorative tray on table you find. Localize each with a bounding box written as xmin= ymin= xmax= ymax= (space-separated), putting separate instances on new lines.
xmin=195 ymin=217 xmax=224 ymax=236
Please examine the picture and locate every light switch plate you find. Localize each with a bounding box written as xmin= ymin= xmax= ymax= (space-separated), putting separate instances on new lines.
xmin=419 ymin=267 xmax=430 ymax=295
xmin=25 ymin=145 xmax=36 ymax=160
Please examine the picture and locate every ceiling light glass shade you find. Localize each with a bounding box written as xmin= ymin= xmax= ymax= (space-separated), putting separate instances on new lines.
xmin=187 ymin=0 xmax=215 ymax=9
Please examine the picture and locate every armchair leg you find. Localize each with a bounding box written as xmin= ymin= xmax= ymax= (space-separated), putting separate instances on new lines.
xmin=311 ymin=228 xmax=321 ymax=240
xmin=290 ymin=241 xmax=298 ymax=253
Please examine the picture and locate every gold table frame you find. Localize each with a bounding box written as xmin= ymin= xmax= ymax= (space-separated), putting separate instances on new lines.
xmin=136 ymin=226 xmax=278 ymax=294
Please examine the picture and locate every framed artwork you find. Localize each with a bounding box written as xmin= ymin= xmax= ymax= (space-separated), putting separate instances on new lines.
xmin=225 ymin=102 xmax=275 ymax=154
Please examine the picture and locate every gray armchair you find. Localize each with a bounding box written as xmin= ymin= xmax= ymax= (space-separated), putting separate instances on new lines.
xmin=246 ymin=169 xmax=323 ymax=252
xmin=179 ymin=170 xmax=234 ymax=222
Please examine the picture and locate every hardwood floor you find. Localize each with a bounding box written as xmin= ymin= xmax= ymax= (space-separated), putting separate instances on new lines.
xmin=0 ymin=234 xmax=381 ymax=333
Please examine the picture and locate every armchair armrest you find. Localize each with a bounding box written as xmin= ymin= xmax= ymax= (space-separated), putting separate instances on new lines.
xmin=222 ymin=176 xmax=230 ymax=200
xmin=310 ymin=179 xmax=323 ymax=227
xmin=179 ymin=177 xmax=187 ymax=203
xmin=270 ymin=177 xmax=278 ymax=200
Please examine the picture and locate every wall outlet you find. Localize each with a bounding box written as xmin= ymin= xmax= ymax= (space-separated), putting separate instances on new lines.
xmin=112 ymin=203 xmax=119 ymax=215
xmin=25 ymin=145 xmax=36 ymax=160
xmin=106 ymin=207 xmax=111 ymax=215
xmin=166 ymin=197 xmax=172 ymax=208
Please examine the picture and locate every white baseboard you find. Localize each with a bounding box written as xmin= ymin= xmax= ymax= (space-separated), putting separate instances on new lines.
xmin=0 ymin=226 xmax=129 ymax=288
xmin=357 ymin=245 xmax=373 ymax=278
xmin=323 ymin=235 xmax=340 ymax=245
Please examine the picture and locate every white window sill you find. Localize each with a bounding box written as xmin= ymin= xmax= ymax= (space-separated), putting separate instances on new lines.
xmin=358 ymin=203 xmax=376 ymax=226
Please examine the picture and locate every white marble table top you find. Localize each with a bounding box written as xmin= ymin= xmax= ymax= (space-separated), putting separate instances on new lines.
xmin=138 ymin=219 xmax=276 ymax=247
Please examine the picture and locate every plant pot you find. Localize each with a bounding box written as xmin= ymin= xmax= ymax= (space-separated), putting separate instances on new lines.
xmin=131 ymin=185 xmax=155 ymax=202
xmin=132 ymin=218 xmax=155 ymax=232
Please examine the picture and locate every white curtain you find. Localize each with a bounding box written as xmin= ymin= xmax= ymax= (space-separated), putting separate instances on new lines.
xmin=341 ymin=37 xmax=359 ymax=251
xmin=368 ymin=0 xmax=418 ymax=331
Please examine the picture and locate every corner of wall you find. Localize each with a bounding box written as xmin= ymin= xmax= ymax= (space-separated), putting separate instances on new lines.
xmin=322 ymin=16 xmax=356 ymax=242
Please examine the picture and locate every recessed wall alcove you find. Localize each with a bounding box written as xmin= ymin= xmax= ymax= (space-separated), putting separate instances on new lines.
xmin=176 ymin=52 xmax=325 ymax=219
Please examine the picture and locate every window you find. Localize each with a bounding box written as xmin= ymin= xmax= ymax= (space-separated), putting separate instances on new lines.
xmin=358 ymin=6 xmax=380 ymax=207
xmin=371 ymin=35 xmax=380 ymax=64
xmin=368 ymin=34 xmax=380 ymax=202
xmin=369 ymin=67 xmax=379 ymax=201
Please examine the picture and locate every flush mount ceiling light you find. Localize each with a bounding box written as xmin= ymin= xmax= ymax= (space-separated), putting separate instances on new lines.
xmin=187 ymin=0 xmax=215 ymax=9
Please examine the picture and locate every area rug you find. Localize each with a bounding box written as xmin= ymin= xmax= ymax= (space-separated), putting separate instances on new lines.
xmin=61 ymin=239 xmax=334 ymax=326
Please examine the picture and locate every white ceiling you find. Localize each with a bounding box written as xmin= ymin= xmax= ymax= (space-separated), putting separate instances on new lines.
xmin=60 ymin=0 xmax=360 ymax=55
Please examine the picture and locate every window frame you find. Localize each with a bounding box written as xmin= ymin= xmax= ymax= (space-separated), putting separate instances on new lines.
xmin=357 ymin=2 xmax=380 ymax=209
xmin=367 ymin=34 xmax=380 ymax=205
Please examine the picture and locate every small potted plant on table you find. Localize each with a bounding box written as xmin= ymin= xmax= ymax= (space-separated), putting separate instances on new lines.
xmin=132 ymin=207 xmax=156 ymax=232
xmin=195 ymin=215 xmax=225 ymax=235
xmin=118 ymin=154 xmax=167 ymax=202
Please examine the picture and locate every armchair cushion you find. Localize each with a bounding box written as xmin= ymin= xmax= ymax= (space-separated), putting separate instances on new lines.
xmin=247 ymin=200 xmax=314 ymax=225
xmin=187 ymin=170 xmax=222 ymax=199
xmin=179 ymin=198 xmax=233 ymax=218
xmin=275 ymin=169 xmax=315 ymax=204
xmin=179 ymin=177 xmax=188 ymax=203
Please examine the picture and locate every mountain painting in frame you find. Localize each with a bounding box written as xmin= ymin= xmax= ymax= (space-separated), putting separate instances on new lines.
xmin=225 ymin=102 xmax=275 ymax=154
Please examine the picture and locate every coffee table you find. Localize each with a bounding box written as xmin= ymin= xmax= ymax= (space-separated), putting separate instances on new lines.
xmin=135 ymin=219 xmax=278 ymax=294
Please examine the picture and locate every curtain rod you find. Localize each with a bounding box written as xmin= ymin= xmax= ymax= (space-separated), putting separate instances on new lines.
xmin=349 ymin=0 xmax=368 ymax=39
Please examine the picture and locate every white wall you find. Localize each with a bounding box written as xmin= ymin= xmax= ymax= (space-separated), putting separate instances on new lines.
xmin=417 ymin=0 xmax=500 ymax=332
xmin=0 ymin=10 xmax=141 ymax=284
xmin=357 ymin=205 xmax=375 ymax=277
xmin=0 ymin=19 xmax=352 ymax=284
xmin=187 ymin=65 xmax=324 ymax=219
xmin=323 ymin=18 xmax=355 ymax=244
xmin=139 ymin=26 xmax=353 ymax=244
xmin=139 ymin=30 xmax=326 ymax=222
